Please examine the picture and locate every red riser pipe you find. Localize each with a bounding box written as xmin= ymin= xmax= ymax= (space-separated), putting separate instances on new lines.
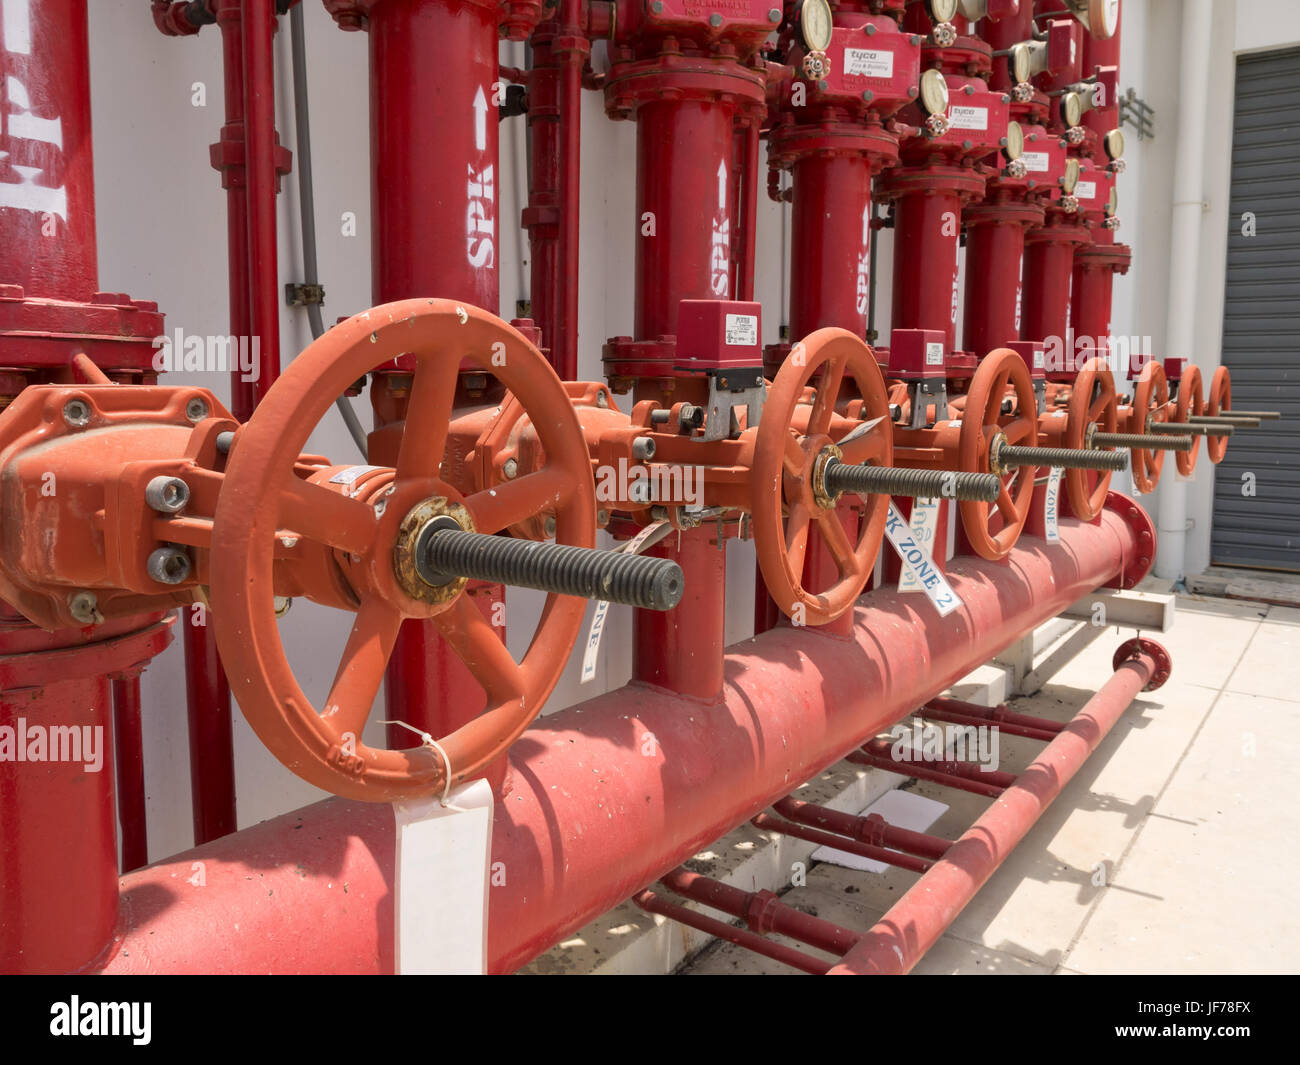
xmin=634 ymin=889 xmax=831 ymax=975
xmin=183 ymin=613 xmax=236 ymax=842
xmin=111 ymin=675 xmax=148 ymax=871
xmin=101 ymin=508 xmax=1148 ymax=974
xmin=829 ymin=644 xmax=1166 ymax=974
xmin=1021 ymin=234 xmax=1078 ymax=347
xmin=789 ymin=151 xmax=874 ymax=339
xmin=849 ymin=747 xmax=1011 ymax=799
xmin=962 ymin=203 xmax=1042 ymax=356
xmin=634 ymin=99 xmax=739 ymax=338
xmin=236 ymin=0 xmax=281 ymax=418
xmin=773 ymin=797 xmax=951 ymax=861
xmin=892 ymin=189 xmax=964 ymax=352
xmin=752 ymin=812 xmax=934 ymax=875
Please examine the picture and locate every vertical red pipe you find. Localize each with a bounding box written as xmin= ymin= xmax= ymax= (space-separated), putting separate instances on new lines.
xmin=239 ymin=0 xmax=281 ymax=417
xmin=634 ymin=99 xmax=737 ymax=338
xmin=111 ymin=675 xmax=148 ymax=871
xmin=184 ymin=611 xmax=236 ymax=841
xmin=1020 ymin=233 xmax=1077 ymax=345
xmin=891 ymin=189 xmax=964 ymax=352
xmin=361 ymin=0 xmax=510 ymax=755
xmin=524 ymin=2 xmax=584 ymax=378
xmin=1 ymin=675 xmax=117 ymax=973
xmin=788 ymin=151 xmax=873 ymax=340
xmin=962 ymin=201 xmax=1043 ymax=354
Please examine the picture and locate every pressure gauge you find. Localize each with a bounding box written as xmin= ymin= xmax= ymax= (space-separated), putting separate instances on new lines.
xmin=798 ymin=0 xmax=833 ymax=54
xmin=1106 ymin=186 xmax=1119 ymax=216
xmin=1004 ymin=120 xmax=1024 ymax=161
xmin=928 ymin=0 xmax=959 ymax=22
xmin=1103 ymin=127 xmax=1126 ymax=161
xmin=1089 ymin=0 xmax=1120 ymax=39
xmin=1061 ymin=157 xmax=1080 ymax=194
xmin=1010 ymin=42 xmax=1032 ymax=85
xmin=1060 ymin=91 xmax=1083 ymax=128
xmin=919 ymin=69 xmax=950 ymax=117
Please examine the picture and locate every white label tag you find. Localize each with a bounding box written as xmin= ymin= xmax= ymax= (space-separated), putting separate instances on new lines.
xmin=1033 ymin=348 xmax=1045 ymax=369
xmin=1075 ymin=180 xmax=1097 ymax=201
xmin=885 ymin=503 xmax=963 ymax=616
xmin=925 ymin=341 xmax=945 ymax=366
xmin=329 ymin=464 xmax=382 ymax=485
xmin=724 ymin=313 xmax=758 ymax=347
xmin=897 ymin=498 xmax=941 ymax=593
xmin=1044 ymin=467 xmax=1063 ymax=543
xmin=1021 ymin=150 xmax=1050 ymax=172
xmin=393 ymin=779 xmax=494 ymax=975
xmin=949 ymin=105 xmax=988 ymax=131
xmin=581 ymin=521 xmax=670 ymax=683
xmin=844 ymin=47 xmax=894 ymax=78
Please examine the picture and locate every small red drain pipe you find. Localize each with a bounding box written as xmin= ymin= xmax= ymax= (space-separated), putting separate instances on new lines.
xmin=830 ymin=636 xmax=1169 ymax=974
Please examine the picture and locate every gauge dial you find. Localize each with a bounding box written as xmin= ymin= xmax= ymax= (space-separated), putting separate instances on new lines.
xmin=919 ymin=69 xmax=950 ymax=117
xmin=799 ymin=0 xmax=833 ymax=54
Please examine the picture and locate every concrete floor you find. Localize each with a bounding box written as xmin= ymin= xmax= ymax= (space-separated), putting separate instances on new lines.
xmin=681 ymin=593 xmax=1300 ymax=975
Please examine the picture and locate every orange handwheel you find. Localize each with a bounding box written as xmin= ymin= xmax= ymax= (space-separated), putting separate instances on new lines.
xmin=209 ymin=300 xmax=597 ymax=801
xmin=958 ymin=349 xmax=1039 ymax=560
xmin=1206 ymin=365 xmax=1232 ymax=464
xmin=752 ymin=329 xmax=893 ymax=625
xmin=1174 ymin=364 xmax=1205 ymax=477
xmin=1065 ymin=356 xmax=1118 ymax=520
xmin=1129 ymin=361 xmax=1169 ymax=493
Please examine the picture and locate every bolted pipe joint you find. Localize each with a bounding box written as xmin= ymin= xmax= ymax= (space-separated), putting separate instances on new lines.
xmin=1092 ymin=430 xmax=1195 ymax=453
xmin=822 ymin=460 xmax=1001 ymax=503
xmin=993 ymin=440 xmax=1129 ymax=473
xmin=415 ymin=519 xmax=684 ymax=611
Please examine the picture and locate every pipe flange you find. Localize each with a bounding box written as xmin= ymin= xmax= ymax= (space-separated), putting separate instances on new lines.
xmin=1102 ymin=490 xmax=1156 ymax=590
xmin=393 ymin=498 xmax=474 ymax=605
xmin=811 ymin=444 xmax=844 ymax=509
xmin=1113 ymin=637 xmax=1172 ymax=691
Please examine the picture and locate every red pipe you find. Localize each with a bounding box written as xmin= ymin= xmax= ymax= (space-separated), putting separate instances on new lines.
xmin=829 ymin=639 xmax=1169 ymax=974
xmin=237 ymin=0 xmax=281 ymax=418
xmin=634 ymin=888 xmax=832 ymax=975
xmin=926 ymin=694 xmax=1066 ymax=734
xmin=101 ymin=506 xmax=1150 ymax=974
xmin=772 ymin=797 xmax=951 ymax=861
xmin=752 ymin=812 xmax=934 ymax=875
xmin=789 ymin=151 xmax=874 ymax=340
xmin=891 ymin=186 xmax=966 ymax=352
xmin=110 ymin=675 xmax=148 ymax=871
xmin=915 ymin=702 xmax=1059 ymax=742
xmin=662 ymin=868 xmax=861 ymax=957
xmin=962 ymin=200 xmax=1043 ymax=355
xmin=183 ymin=613 xmax=236 ymax=842
xmin=850 ymin=745 xmax=1013 ymax=799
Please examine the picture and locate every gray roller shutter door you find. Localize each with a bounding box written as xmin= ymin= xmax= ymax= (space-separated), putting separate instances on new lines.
xmin=1212 ymin=47 xmax=1300 ymax=571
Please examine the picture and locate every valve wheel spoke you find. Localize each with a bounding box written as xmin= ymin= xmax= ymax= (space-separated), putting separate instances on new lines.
xmin=838 ymin=425 xmax=888 ymax=467
xmin=394 ymin=353 xmax=461 ymax=484
xmin=464 ymin=464 xmax=574 ymax=535
xmin=1002 ymin=415 xmax=1035 ymax=446
xmin=995 ymin=484 xmax=1019 ymax=525
xmin=433 ymin=595 xmax=527 ymax=704
xmin=809 ymin=357 xmax=847 ymax=437
xmin=815 ymin=509 xmax=857 ymax=577
xmin=783 ymin=430 xmax=808 ymax=477
xmin=279 ymin=475 xmax=379 ymax=556
xmin=322 ymin=595 xmax=404 ymax=741
xmin=786 ymin=501 xmax=813 ymax=577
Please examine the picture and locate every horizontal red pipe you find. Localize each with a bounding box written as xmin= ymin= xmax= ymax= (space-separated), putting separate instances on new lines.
xmin=850 ymin=744 xmax=1016 ymax=799
xmin=100 ymin=510 xmax=1142 ymax=975
xmin=926 ymin=696 xmax=1066 ymax=735
xmin=634 ymin=889 xmax=830 ymax=975
xmin=916 ymin=704 xmax=1059 ymax=743
xmin=772 ymin=798 xmax=950 ymax=862
xmin=752 ymin=812 xmax=933 ymax=875
xmin=829 ymin=647 xmax=1162 ymax=975
xmin=662 ymin=869 xmax=861 ymax=957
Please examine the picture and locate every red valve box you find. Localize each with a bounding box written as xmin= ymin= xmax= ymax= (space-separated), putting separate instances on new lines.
xmin=676 ymin=300 xmax=763 ymax=371
xmin=889 ymin=329 xmax=947 ymax=379
xmin=812 ymin=18 xmax=921 ymax=113
xmin=1006 ymin=340 xmax=1047 ymax=381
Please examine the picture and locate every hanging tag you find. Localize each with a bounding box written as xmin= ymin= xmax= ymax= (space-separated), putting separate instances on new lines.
xmin=897 ymin=497 xmax=941 ymax=593
xmin=1044 ymin=467 xmax=1063 ymax=543
xmin=393 ymin=778 xmax=495 ymax=975
xmin=885 ymin=502 xmax=963 ymax=617
xmin=580 ymin=520 xmax=672 ymax=684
